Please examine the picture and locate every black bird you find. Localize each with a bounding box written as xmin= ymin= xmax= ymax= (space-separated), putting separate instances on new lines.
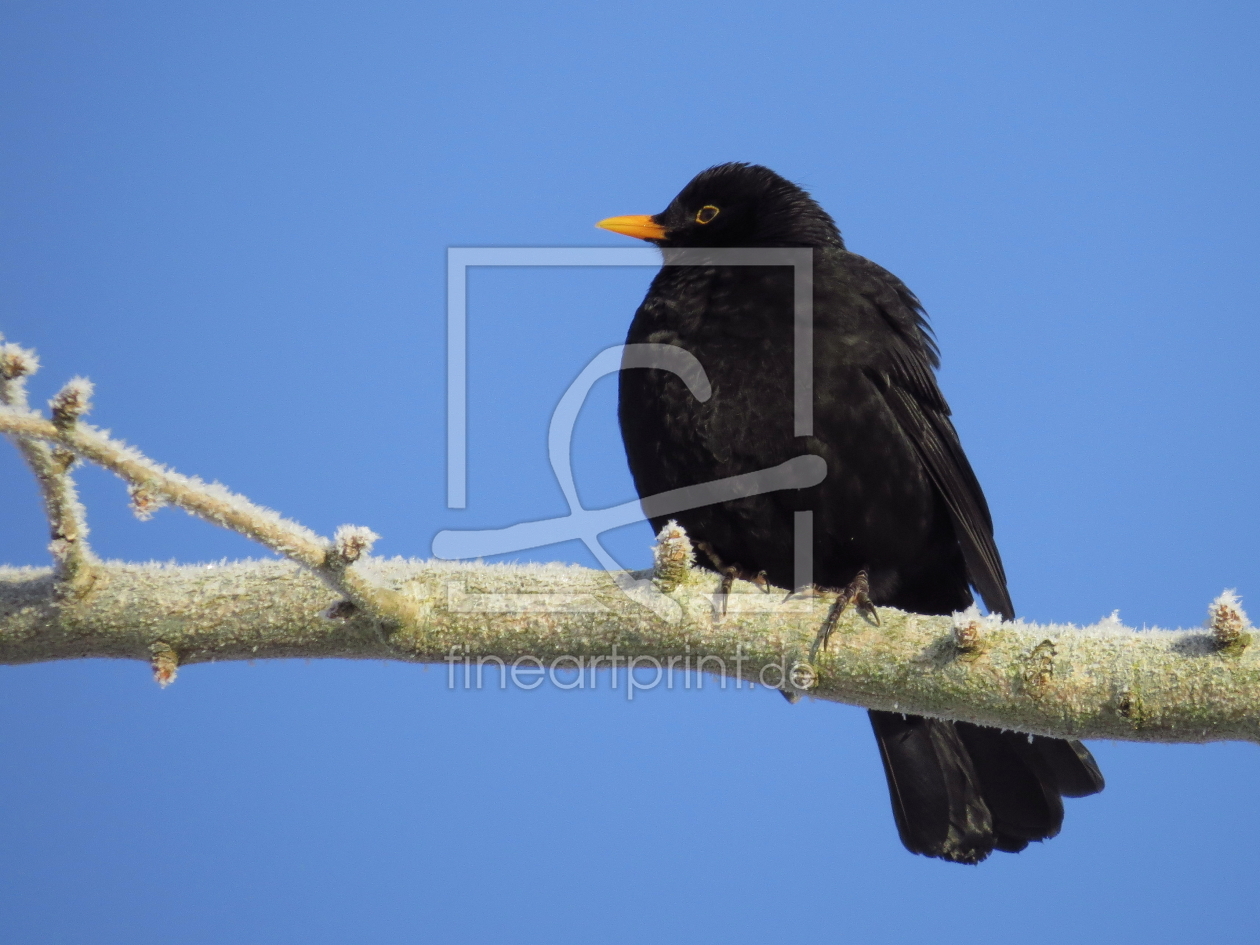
xmin=599 ymin=163 xmax=1104 ymax=864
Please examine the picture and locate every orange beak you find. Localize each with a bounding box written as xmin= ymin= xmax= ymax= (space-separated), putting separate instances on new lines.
xmin=595 ymin=214 xmax=668 ymax=242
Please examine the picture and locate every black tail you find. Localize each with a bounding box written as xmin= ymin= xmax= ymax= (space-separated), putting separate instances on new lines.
xmin=868 ymin=710 xmax=1104 ymax=864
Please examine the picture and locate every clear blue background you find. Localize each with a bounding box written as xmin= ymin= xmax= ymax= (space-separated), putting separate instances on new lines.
xmin=3 ymin=2 xmax=1259 ymax=942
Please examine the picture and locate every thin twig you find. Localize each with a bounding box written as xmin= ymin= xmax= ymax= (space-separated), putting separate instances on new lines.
xmin=0 ymin=339 xmax=96 ymax=593
xmin=0 ymin=404 xmax=411 ymax=629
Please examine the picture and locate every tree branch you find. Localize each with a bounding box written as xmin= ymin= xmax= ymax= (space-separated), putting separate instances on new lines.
xmin=1 ymin=333 xmax=1257 ymax=743
xmin=2 ymin=557 xmax=1257 ymax=743
xmin=0 ymin=337 xmax=96 ymax=593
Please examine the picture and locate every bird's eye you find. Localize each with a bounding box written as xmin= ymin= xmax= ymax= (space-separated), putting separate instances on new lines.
xmin=695 ymin=205 xmax=720 ymax=224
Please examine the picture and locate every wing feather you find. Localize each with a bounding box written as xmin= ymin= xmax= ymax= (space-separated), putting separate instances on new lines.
xmin=847 ymin=256 xmax=1015 ymax=620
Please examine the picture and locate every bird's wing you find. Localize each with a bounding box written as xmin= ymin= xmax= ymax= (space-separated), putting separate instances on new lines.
xmin=853 ymin=262 xmax=1015 ymax=620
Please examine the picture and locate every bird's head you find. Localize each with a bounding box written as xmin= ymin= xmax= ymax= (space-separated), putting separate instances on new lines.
xmin=597 ymin=163 xmax=844 ymax=249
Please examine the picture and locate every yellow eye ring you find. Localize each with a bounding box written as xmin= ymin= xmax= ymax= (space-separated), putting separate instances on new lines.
xmin=695 ymin=205 xmax=720 ymax=224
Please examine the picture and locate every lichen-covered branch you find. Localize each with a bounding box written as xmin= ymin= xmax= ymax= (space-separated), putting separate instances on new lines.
xmin=1 ymin=557 xmax=1257 ymax=744
xmin=2 ymin=332 xmax=1258 ymax=743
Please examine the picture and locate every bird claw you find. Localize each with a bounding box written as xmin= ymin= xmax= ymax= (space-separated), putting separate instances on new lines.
xmin=808 ymin=569 xmax=878 ymax=662
xmin=717 ymin=566 xmax=738 ymax=617
xmin=753 ymin=570 xmax=771 ymax=594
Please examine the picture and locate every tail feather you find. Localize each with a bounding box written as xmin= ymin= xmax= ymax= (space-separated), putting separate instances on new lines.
xmin=954 ymin=721 xmax=1063 ymax=849
xmin=868 ymin=710 xmax=992 ymax=864
xmin=869 ymin=710 xmax=1104 ymax=864
xmin=1029 ymin=735 xmax=1106 ymax=797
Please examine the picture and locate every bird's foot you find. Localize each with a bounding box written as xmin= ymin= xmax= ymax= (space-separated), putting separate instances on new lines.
xmin=753 ymin=570 xmax=771 ymax=594
xmin=716 ymin=566 xmax=739 ymax=617
xmin=808 ymin=569 xmax=878 ymax=662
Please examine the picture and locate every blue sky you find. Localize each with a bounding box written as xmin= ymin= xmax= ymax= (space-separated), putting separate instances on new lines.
xmin=2 ymin=2 xmax=1259 ymax=942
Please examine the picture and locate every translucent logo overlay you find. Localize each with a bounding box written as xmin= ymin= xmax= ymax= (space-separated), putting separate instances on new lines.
xmin=434 ymin=246 xmax=822 ymax=625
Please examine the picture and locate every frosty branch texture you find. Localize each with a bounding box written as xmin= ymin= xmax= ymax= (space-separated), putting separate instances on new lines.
xmin=0 ymin=336 xmax=95 ymax=592
xmin=1 ymin=335 xmax=1258 ymax=744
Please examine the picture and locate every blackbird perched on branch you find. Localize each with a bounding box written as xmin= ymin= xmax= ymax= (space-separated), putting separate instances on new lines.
xmin=599 ymin=163 xmax=1104 ymax=864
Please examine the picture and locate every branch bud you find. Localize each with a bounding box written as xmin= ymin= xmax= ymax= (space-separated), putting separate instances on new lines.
xmin=50 ymin=376 xmax=94 ymax=428
xmin=128 ymin=484 xmax=168 ymax=521
xmin=951 ymin=605 xmax=989 ymax=655
xmin=0 ymin=342 xmax=39 ymax=381
xmin=150 ymin=642 xmax=178 ymax=688
xmin=1208 ymin=590 xmax=1251 ymax=654
xmin=652 ymin=520 xmax=694 ymax=592
xmin=333 ymin=524 xmax=379 ymax=564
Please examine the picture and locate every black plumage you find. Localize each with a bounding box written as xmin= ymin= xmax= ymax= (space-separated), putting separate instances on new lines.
xmin=601 ymin=163 xmax=1104 ymax=864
